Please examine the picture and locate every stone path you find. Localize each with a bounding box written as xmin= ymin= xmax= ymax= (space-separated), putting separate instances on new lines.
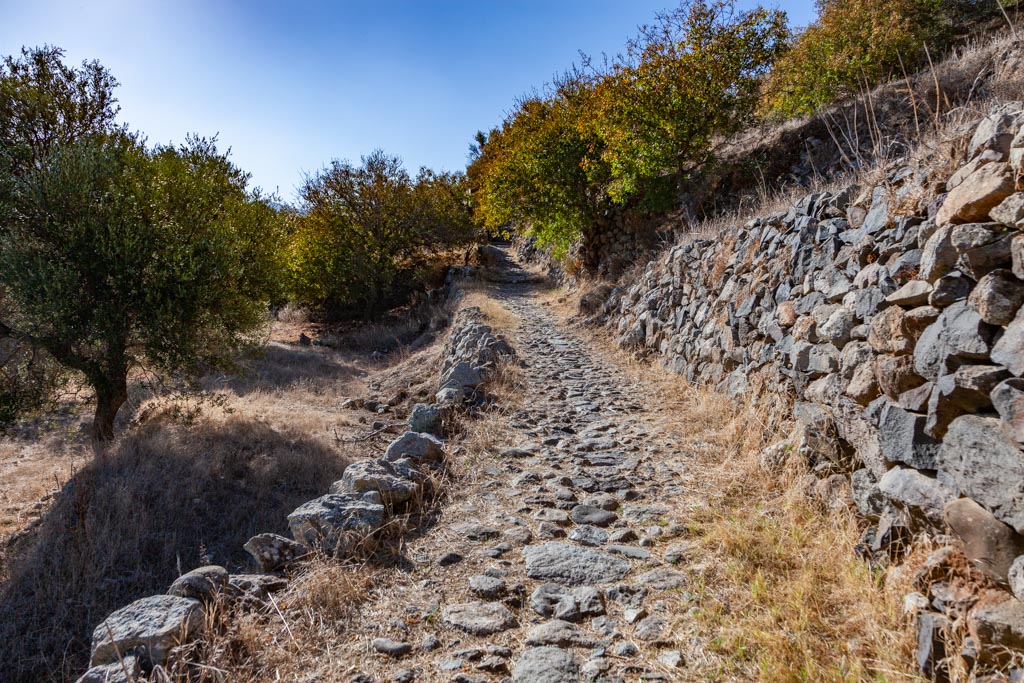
xmin=342 ymin=248 xmax=698 ymax=682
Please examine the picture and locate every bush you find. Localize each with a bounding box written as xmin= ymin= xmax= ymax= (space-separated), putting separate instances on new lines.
xmin=289 ymin=150 xmax=475 ymax=319
xmin=467 ymin=0 xmax=788 ymax=253
xmin=763 ymin=0 xmax=951 ymax=118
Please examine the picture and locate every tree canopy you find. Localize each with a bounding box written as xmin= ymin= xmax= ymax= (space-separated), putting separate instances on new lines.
xmin=0 ymin=47 xmax=287 ymax=440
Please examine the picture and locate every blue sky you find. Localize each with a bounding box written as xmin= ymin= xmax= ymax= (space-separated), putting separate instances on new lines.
xmin=3 ymin=1 xmax=816 ymax=202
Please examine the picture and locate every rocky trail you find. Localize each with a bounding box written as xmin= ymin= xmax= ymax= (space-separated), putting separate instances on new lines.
xmin=338 ymin=248 xmax=702 ymax=682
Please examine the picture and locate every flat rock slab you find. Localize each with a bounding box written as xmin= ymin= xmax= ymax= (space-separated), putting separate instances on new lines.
xmin=524 ymin=619 xmax=596 ymax=647
xmin=442 ymin=602 xmax=517 ymax=636
xmin=637 ymin=568 xmax=687 ymax=590
xmin=524 ymin=542 xmax=631 ymax=585
xmin=512 ymin=646 xmax=579 ymax=682
xmin=90 ymin=594 xmax=203 ymax=666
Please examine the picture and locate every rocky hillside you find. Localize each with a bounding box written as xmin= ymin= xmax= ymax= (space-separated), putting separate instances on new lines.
xmin=585 ymin=101 xmax=1024 ymax=677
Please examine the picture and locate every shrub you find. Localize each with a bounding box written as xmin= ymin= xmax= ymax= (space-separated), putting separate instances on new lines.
xmin=590 ymin=0 xmax=789 ymax=206
xmin=763 ymin=0 xmax=951 ymax=118
xmin=290 ymin=150 xmax=475 ymax=319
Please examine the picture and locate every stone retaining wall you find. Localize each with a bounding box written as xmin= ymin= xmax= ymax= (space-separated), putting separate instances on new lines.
xmin=74 ymin=306 xmax=513 ymax=683
xmin=591 ymin=101 xmax=1024 ymax=677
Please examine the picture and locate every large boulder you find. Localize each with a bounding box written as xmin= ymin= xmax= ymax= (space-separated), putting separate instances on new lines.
xmin=939 ymin=415 xmax=1024 ymax=534
xmin=287 ymin=493 xmax=386 ymax=552
xmin=383 ymin=431 xmax=444 ymax=464
xmin=90 ymin=595 xmax=204 ymax=667
xmin=878 ymin=467 xmax=955 ymax=524
xmin=331 ymin=457 xmax=424 ymax=505
xmin=992 ymin=305 xmax=1024 ymax=376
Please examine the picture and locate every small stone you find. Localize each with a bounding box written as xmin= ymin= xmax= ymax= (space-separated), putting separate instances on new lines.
xmin=372 ymin=638 xmax=412 ymax=658
xmin=1010 ymin=556 xmax=1024 ymax=601
xmin=383 ymin=431 xmax=445 ymax=464
xmin=608 ymin=528 xmax=639 ymax=543
xmin=438 ymin=552 xmax=463 ymax=567
xmin=634 ymin=614 xmax=667 ymax=641
xmin=441 ymin=602 xmax=517 ymax=636
xmin=453 ymin=523 xmax=500 ymax=541
xmin=422 ymin=634 xmax=441 ymax=651
xmin=606 ymin=544 xmax=651 ymax=560
xmin=993 ymin=378 xmax=1024 ymax=445
xmin=969 ymin=269 xmax=1024 ymax=325
xmin=568 ymin=524 xmax=608 ymax=547
xmin=389 ymin=669 xmax=416 ymax=683
xmin=658 ymin=650 xmax=684 ymax=668
xmin=468 ymin=575 xmax=506 ymax=600
xmin=167 ymin=565 xmax=228 ymax=602
xmin=570 ymin=505 xmax=618 ymax=527
xmin=512 ymin=646 xmax=579 ymax=682
xmin=635 ymin=567 xmax=687 ymax=591
xmin=969 ymin=598 xmax=1024 ymax=653
xmin=613 ymin=641 xmax=639 ymax=657
xmin=624 ymin=608 xmax=647 ymax=624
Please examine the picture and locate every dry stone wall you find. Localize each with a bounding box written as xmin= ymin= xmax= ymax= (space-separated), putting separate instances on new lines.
xmin=593 ymin=101 xmax=1024 ymax=676
xmin=74 ymin=306 xmax=513 ymax=683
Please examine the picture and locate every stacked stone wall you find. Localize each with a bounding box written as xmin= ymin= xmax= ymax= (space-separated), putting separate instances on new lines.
xmin=594 ymin=102 xmax=1024 ymax=675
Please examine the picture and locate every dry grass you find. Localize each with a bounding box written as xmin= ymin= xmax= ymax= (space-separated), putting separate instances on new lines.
xmin=542 ymin=291 xmax=919 ymax=681
xmin=0 ymin=314 xmax=440 ymax=682
xmin=148 ymin=296 xmax=524 ymax=683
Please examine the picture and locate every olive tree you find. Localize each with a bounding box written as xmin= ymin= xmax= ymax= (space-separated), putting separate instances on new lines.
xmin=0 ymin=47 xmax=286 ymax=440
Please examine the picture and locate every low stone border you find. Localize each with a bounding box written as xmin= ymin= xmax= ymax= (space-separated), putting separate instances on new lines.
xmin=74 ymin=305 xmax=513 ymax=683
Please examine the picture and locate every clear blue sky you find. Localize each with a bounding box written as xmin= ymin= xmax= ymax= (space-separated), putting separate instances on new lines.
xmin=3 ymin=1 xmax=816 ymax=202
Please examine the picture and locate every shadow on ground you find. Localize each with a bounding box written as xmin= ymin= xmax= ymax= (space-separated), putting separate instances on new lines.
xmin=0 ymin=415 xmax=351 ymax=683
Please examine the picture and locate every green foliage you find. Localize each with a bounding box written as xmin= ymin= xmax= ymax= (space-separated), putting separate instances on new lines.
xmin=467 ymin=0 xmax=788 ymax=252
xmin=590 ymin=0 xmax=788 ymax=205
xmin=763 ymin=0 xmax=951 ymax=118
xmin=0 ymin=47 xmax=287 ymax=439
xmin=469 ymin=75 xmax=604 ymax=256
xmin=290 ymin=150 xmax=475 ymax=318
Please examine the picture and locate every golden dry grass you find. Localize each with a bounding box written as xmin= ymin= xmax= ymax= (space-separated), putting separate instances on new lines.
xmin=0 ymin=316 xmax=440 ymax=682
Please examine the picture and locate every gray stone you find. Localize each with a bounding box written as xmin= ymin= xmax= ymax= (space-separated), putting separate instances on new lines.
xmin=568 ymin=525 xmax=608 ymax=546
xmin=636 ymin=568 xmax=687 ymax=590
xmin=927 ymin=365 xmax=1010 ymax=438
xmin=287 ymin=493 xmax=386 ymax=552
xmin=167 ymin=565 xmax=228 ymax=602
xmin=875 ymin=354 xmax=926 ymax=400
xmin=570 ymin=505 xmax=618 ymax=527
xmin=945 ymin=497 xmax=1024 ymax=583
xmin=408 ymin=403 xmax=443 ymax=436
xmin=227 ymin=574 xmax=288 ymax=601
xmin=441 ymin=602 xmax=516 ymax=636
xmin=1015 ymin=234 xmax=1024 ymax=279
xmin=878 ymin=467 xmax=956 ymax=524
xmin=606 ymin=544 xmax=651 ymax=559
xmin=969 ymin=270 xmax=1024 ymax=325
xmin=243 ymin=533 xmax=308 ymax=572
xmin=970 ymin=598 xmax=1024 ymax=653
xmin=90 ymin=595 xmax=204 ymax=666
xmin=468 ymin=575 xmax=506 ymax=600
xmin=512 ymin=647 xmax=579 ymax=682
xmin=658 ymin=650 xmax=684 ymax=668
xmin=529 ymin=584 xmax=605 ymax=621
xmin=1011 ymin=556 xmax=1024 ymax=601
xmin=524 ymin=620 xmax=596 ymax=647
xmin=993 ymin=378 xmax=1024 ymax=445
xmin=868 ymin=306 xmax=913 ymax=355
xmin=916 ymin=611 xmax=950 ymax=679
xmin=524 ymin=542 xmax=631 ymax=585
xmin=332 ymin=457 xmax=423 ymax=505
xmin=383 ymin=431 xmax=444 ymax=464
xmin=817 ymin=306 xmax=857 ymax=347
xmin=372 ymin=638 xmax=412 ymax=658
xmin=993 ymin=305 xmax=1024 ymax=376
xmin=939 ymin=415 xmax=1024 ymax=534
xmin=75 ymin=657 xmax=141 ymax=683
xmin=887 ymin=280 xmax=933 ymax=306
xmin=875 ymin=400 xmax=942 ymax=469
